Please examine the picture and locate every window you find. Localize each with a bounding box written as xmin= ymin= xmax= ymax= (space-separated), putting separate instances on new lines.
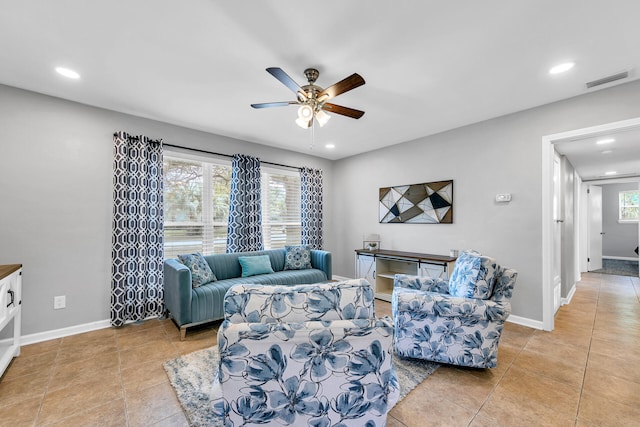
xmin=261 ymin=167 xmax=302 ymax=249
xmin=619 ymin=190 xmax=640 ymax=222
xmin=163 ymin=153 xmax=231 ymax=258
xmin=163 ymin=152 xmax=302 ymax=257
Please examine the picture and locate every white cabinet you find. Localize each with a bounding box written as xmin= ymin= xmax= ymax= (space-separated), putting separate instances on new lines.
xmin=0 ymin=265 xmax=22 ymax=378
xmin=355 ymin=250 xmax=455 ymax=302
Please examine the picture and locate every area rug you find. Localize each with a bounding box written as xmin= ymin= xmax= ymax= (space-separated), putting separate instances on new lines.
xmin=164 ymin=346 xmax=438 ymax=427
xmin=591 ymin=259 xmax=639 ymax=277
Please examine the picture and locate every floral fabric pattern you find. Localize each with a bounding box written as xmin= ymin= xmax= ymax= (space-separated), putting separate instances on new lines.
xmin=392 ymin=265 xmax=517 ymax=369
xmin=284 ymin=245 xmax=312 ymax=270
xmin=448 ymin=250 xmax=499 ymax=299
xmin=214 ymin=280 xmax=399 ymax=426
xmin=177 ymin=252 xmax=217 ymax=288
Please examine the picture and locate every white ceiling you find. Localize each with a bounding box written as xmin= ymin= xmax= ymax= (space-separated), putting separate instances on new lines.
xmin=2 ymin=1 xmax=640 ymax=173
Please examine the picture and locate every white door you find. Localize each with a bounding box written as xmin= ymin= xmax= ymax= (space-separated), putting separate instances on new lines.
xmin=356 ymin=254 xmax=376 ymax=285
xmin=588 ymin=185 xmax=603 ymax=271
xmin=552 ymin=154 xmax=562 ymax=313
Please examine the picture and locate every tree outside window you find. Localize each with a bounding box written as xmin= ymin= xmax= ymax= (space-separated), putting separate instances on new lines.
xmin=619 ymin=190 xmax=639 ymax=222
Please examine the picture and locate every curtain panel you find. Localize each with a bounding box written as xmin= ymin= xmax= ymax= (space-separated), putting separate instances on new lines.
xmin=300 ymin=167 xmax=323 ymax=249
xmin=111 ymin=131 xmax=164 ymax=327
xmin=227 ymin=154 xmax=264 ymax=252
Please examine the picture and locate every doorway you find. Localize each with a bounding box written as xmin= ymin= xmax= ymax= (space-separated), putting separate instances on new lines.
xmin=542 ymin=117 xmax=640 ymax=331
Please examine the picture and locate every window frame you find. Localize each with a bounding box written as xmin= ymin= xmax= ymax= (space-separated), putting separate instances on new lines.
xmin=618 ymin=189 xmax=640 ymax=223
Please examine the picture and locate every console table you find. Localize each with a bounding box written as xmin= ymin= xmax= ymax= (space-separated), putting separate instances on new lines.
xmin=0 ymin=264 xmax=22 ymax=377
xmin=355 ymin=249 xmax=456 ymax=301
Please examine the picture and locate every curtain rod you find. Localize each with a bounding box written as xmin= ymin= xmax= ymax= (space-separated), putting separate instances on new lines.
xmin=112 ymin=133 xmax=301 ymax=170
xmin=162 ymin=143 xmax=301 ymax=170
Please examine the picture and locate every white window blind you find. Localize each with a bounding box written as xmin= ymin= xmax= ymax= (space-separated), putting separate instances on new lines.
xmin=261 ymin=166 xmax=302 ymax=249
xmin=163 ymin=153 xmax=231 ymax=258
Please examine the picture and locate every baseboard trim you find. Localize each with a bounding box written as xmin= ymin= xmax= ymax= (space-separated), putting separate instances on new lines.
xmin=561 ymin=285 xmax=577 ymax=306
xmin=1 ymin=319 xmax=111 ymax=347
xmin=603 ymin=256 xmax=639 ymax=261
xmin=507 ymin=314 xmax=544 ymax=330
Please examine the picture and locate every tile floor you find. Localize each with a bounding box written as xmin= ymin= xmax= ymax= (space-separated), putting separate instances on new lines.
xmin=0 ymin=272 xmax=639 ymax=426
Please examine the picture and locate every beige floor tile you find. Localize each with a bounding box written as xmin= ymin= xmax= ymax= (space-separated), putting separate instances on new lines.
xmin=0 ymin=370 xmax=48 ymax=408
xmin=55 ymin=340 xmax=119 ymax=366
xmin=578 ymin=390 xmax=640 ymax=427
xmin=586 ymin=349 xmax=640 ymax=384
xmin=60 ymin=327 xmax=116 ymax=347
xmin=43 ymin=399 xmax=127 ymax=427
xmin=582 ymin=368 xmax=639 ymax=408
xmin=48 ymin=351 xmax=120 ymax=392
xmin=0 ymin=396 xmax=43 ymax=426
xmin=151 ymin=411 xmax=190 ymax=427
xmin=116 ymin=319 xmax=166 ymax=336
xmin=36 ymin=374 xmax=123 ymax=425
xmin=511 ymin=349 xmax=585 ymax=388
xmin=119 ymin=340 xmax=178 ymax=371
xmin=126 ymin=381 xmax=184 ymax=426
xmin=386 ymin=414 xmax=408 ymax=427
xmin=121 ymin=360 xmax=170 ymax=396
xmin=18 ymin=338 xmax=61 ymax=357
xmin=421 ymin=366 xmax=496 ymax=410
xmin=390 ymin=382 xmax=476 ymax=427
xmin=116 ymin=324 xmax=170 ymax=351
xmin=2 ymin=349 xmax=58 ymax=381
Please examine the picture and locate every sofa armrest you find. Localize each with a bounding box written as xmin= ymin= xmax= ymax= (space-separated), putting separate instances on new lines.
xmin=392 ymin=287 xmax=511 ymax=323
xmin=310 ymin=249 xmax=332 ymax=280
xmin=163 ymin=259 xmax=193 ymax=326
xmin=394 ymin=274 xmax=450 ymax=293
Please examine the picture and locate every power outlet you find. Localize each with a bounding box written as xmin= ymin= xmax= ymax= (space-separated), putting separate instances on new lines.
xmin=54 ymin=295 xmax=66 ymax=310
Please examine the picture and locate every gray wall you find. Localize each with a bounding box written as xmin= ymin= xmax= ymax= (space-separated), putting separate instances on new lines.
xmin=0 ymin=84 xmax=334 ymax=336
xmin=330 ymin=79 xmax=640 ymax=323
xmin=602 ymin=182 xmax=639 ymax=258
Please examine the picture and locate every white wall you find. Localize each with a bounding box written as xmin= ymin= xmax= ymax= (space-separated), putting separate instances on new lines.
xmin=330 ymin=79 xmax=640 ymax=323
xmin=0 ymin=84 xmax=334 ymax=336
xmin=602 ymin=182 xmax=639 ymax=258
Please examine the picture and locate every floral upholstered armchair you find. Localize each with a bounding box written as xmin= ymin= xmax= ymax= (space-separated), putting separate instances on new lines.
xmin=213 ymin=279 xmax=399 ymax=426
xmin=392 ymin=250 xmax=517 ymax=368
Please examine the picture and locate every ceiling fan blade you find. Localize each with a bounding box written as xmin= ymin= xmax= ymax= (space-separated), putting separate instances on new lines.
xmin=266 ymin=67 xmax=303 ymax=94
xmin=318 ymin=73 xmax=365 ymax=101
xmin=321 ymin=103 xmax=365 ymax=119
xmin=251 ymin=101 xmax=297 ymax=109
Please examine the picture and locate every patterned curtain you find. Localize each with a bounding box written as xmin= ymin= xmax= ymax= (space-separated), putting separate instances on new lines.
xmin=300 ymin=167 xmax=323 ymax=249
xmin=111 ymin=131 xmax=164 ymax=327
xmin=227 ymin=154 xmax=263 ymax=252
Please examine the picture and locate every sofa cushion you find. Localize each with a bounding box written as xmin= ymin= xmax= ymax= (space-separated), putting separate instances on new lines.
xmin=238 ymin=255 xmax=275 ymax=277
xmin=284 ymin=245 xmax=312 ymax=270
xmin=448 ymin=250 xmax=498 ymax=299
xmin=177 ymin=252 xmax=217 ymax=288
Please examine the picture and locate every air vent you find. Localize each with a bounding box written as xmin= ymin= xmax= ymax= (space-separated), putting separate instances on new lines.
xmin=586 ymin=71 xmax=629 ymax=89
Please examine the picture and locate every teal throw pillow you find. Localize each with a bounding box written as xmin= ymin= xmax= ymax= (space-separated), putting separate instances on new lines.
xmin=177 ymin=252 xmax=217 ymax=288
xmin=284 ymin=245 xmax=312 ymax=270
xmin=238 ymin=255 xmax=274 ymax=277
xmin=448 ymin=250 xmax=499 ymax=299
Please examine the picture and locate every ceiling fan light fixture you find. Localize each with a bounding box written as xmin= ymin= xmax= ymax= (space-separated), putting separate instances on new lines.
xmin=295 ymin=117 xmax=311 ymax=129
xmin=297 ymin=104 xmax=313 ymax=120
xmin=315 ymin=110 xmax=331 ymax=127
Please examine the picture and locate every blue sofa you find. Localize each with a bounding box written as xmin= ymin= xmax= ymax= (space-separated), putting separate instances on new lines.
xmin=163 ymin=248 xmax=332 ymax=339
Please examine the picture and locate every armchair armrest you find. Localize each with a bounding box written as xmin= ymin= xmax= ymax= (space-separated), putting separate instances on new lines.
xmin=393 ymin=287 xmax=511 ymax=323
xmin=394 ymin=274 xmax=450 ymax=294
xmin=310 ymin=249 xmax=332 ymax=280
xmin=163 ymin=259 xmax=193 ymax=326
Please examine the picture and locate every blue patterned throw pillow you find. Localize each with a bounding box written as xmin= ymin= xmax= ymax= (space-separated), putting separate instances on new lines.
xmin=448 ymin=250 xmax=498 ymax=299
xmin=177 ymin=252 xmax=217 ymax=288
xmin=284 ymin=245 xmax=312 ymax=270
xmin=238 ymin=255 xmax=275 ymax=277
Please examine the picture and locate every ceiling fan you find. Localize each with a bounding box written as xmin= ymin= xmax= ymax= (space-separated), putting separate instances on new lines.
xmin=251 ymin=67 xmax=365 ymax=128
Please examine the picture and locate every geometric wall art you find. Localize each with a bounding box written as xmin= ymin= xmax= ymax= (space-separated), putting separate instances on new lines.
xmin=379 ymin=180 xmax=453 ymax=223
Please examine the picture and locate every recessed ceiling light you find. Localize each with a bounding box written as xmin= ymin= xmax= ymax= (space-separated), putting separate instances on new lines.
xmin=549 ymin=62 xmax=575 ymax=74
xmin=604 ymin=171 xmax=617 ymax=176
xmin=601 ymin=150 xmax=613 ymax=154
xmin=325 ymin=144 xmax=335 ymax=149
xmin=55 ymin=67 xmax=80 ymax=79
xmin=596 ymin=138 xmax=615 ymax=145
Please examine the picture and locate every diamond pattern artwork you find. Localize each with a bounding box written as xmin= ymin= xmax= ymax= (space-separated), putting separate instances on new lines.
xmin=379 ymin=180 xmax=453 ymax=223
xmin=227 ymin=154 xmax=264 ymax=253
xmin=111 ymin=132 xmax=165 ymax=327
xmin=300 ymin=167 xmax=323 ymax=249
